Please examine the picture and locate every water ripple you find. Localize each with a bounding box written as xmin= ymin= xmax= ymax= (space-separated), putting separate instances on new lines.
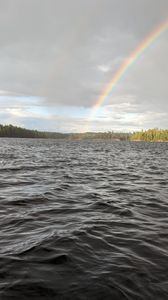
xmin=0 ymin=138 xmax=168 ymax=299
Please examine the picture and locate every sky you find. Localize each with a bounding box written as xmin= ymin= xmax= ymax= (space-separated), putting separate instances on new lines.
xmin=0 ymin=0 xmax=168 ymax=132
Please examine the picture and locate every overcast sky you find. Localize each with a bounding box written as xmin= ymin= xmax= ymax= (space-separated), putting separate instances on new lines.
xmin=0 ymin=0 xmax=167 ymax=132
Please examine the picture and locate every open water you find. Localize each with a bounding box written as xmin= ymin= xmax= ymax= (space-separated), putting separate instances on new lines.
xmin=0 ymin=138 xmax=168 ymax=300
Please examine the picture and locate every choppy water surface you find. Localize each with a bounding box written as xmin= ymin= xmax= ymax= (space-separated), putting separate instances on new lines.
xmin=0 ymin=138 xmax=168 ymax=300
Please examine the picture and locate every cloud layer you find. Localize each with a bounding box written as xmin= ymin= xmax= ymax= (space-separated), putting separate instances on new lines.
xmin=0 ymin=0 xmax=167 ymax=131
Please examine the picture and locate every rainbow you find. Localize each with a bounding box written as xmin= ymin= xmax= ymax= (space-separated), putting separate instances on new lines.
xmin=86 ymin=19 xmax=168 ymax=131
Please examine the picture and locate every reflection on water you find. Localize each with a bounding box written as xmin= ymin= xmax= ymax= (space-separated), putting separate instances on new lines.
xmin=0 ymin=138 xmax=168 ymax=299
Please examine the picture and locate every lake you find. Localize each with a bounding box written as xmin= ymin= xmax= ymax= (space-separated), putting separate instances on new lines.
xmin=0 ymin=138 xmax=168 ymax=299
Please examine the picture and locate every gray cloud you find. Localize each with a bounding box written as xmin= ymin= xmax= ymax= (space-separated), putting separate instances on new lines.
xmin=0 ymin=0 xmax=167 ymax=130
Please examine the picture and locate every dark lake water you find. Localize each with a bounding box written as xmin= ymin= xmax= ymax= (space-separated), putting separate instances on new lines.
xmin=0 ymin=138 xmax=168 ymax=300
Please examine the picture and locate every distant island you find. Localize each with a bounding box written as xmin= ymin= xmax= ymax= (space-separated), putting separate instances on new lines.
xmin=0 ymin=124 xmax=167 ymax=142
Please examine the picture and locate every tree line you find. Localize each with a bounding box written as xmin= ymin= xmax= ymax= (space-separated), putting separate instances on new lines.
xmin=0 ymin=124 xmax=167 ymax=141
xmin=130 ymin=128 xmax=168 ymax=142
xmin=0 ymin=124 xmax=68 ymax=139
xmin=69 ymin=131 xmax=130 ymax=140
xmin=0 ymin=125 xmax=130 ymax=140
xmin=130 ymin=129 xmax=168 ymax=142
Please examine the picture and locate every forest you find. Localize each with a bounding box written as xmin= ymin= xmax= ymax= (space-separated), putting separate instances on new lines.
xmin=0 ymin=124 xmax=68 ymax=139
xmin=130 ymin=129 xmax=168 ymax=142
xmin=0 ymin=124 xmax=130 ymax=140
xmin=69 ymin=131 xmax=130 ymax=140
xmin=0 ymin=124 xmax=167 ymax=142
